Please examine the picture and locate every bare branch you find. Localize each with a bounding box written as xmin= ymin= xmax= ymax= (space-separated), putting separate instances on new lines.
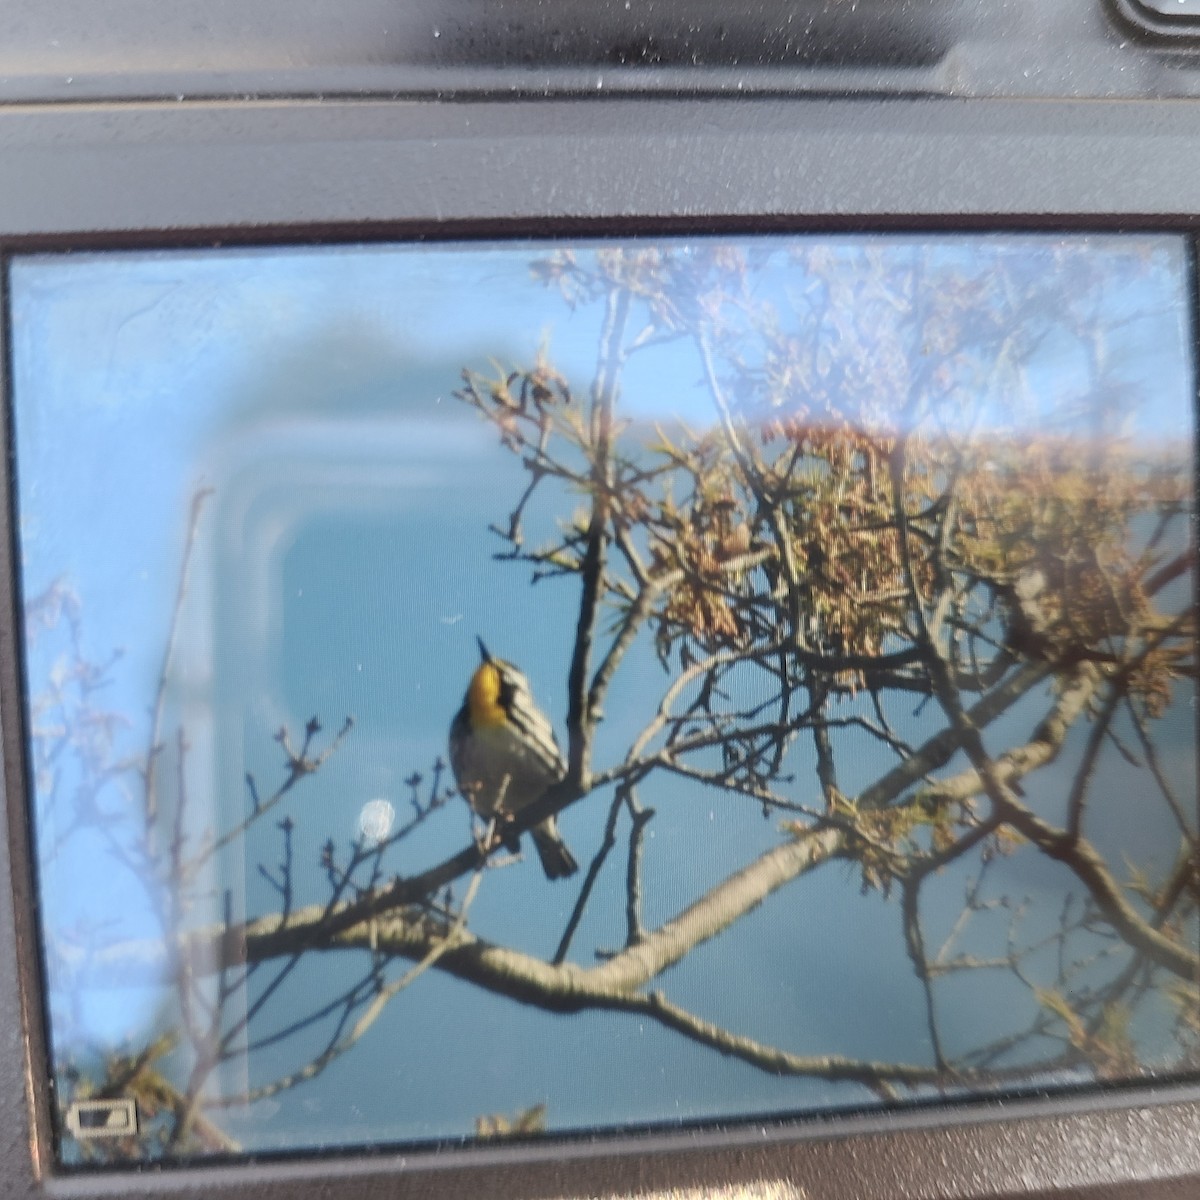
xmin=141 ymin=489 xmax=213 ymax=837
xmin=567 ymin=284 xmax=631 ymax=786
xmin=552 ymin=789 xmax=625 ymax=966
xmin=623 ymin=788 xmax=655 ymax=949
xmin=999 ymin=798 xmax=1199 ymax=980
xmin=190 ymin=716 xmax=354 ymax=873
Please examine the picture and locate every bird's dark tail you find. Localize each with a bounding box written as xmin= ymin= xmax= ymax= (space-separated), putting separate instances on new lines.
xmin=531 ymin=819 xmax=579 ymax=880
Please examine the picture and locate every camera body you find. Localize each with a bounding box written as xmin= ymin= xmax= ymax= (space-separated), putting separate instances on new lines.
xmin=1 ymin=2 xmax=1198 ymax=1198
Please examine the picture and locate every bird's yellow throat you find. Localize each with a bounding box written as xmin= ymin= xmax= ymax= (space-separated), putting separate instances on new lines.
xmin=467 ymin=661 xmax=508 ymax=729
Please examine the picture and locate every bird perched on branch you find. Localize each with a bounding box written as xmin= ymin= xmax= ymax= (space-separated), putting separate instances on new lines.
xmin=448 ymin=638 xmax=578 ymax=880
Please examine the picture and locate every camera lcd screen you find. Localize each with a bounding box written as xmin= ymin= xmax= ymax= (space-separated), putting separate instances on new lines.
xmin=8 ymin=234 xmax=1198 ymax=1165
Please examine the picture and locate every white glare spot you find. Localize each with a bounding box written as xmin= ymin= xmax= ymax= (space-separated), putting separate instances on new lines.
xmin=357 ymin=798 xmax=395 ymax=847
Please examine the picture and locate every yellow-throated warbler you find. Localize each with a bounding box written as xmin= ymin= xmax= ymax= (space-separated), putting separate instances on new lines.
xmin=448 ymin=638 xmax=579 ymax=880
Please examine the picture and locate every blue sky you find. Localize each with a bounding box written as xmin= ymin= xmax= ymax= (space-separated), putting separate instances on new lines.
xmin=8 ymin=234 xmax=1196 ymax=1157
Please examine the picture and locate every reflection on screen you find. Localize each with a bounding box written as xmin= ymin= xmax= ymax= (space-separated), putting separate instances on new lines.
xmin=8 ymin=235 xmax=1198 ymax=1164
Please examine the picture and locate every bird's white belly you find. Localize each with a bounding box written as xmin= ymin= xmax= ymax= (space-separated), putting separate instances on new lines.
xmin=453 ymin=723 xmax=561 ymax=818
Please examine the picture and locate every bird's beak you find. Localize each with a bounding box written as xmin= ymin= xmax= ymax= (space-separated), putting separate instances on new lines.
xmin=476 ymin=636 xmax=493 ymax=663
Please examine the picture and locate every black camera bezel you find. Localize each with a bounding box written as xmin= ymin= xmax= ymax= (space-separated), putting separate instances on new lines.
xmin=1113 ymin=0 xmax=1200 ymax=43
xmin=1 ymin=93 xmax=1199 ymax=1199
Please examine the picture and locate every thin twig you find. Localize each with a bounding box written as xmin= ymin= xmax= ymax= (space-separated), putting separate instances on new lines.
xmin=146 ymin=487 xmax=212 ymax=831
xmin=553 ymin=790 xmax=624 ymax=966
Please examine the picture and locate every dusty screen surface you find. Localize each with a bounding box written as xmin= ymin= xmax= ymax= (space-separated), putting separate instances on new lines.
xmin=8 ymin=236 xmax=1198 ymax=1163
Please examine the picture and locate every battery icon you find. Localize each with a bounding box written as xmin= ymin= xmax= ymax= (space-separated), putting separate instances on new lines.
xmin=64 ymin=1097 xmax=138 ymax=1141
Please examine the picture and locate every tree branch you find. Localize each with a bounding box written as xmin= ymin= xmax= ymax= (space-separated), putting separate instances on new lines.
xmin=567 ymin=283 xmax=631 ymax=786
